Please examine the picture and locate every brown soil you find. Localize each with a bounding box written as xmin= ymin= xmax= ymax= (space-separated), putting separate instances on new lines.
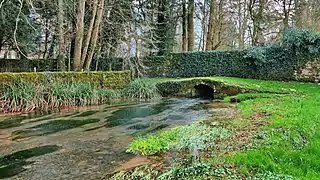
xmin=117 ymin=156 xmax=152 ymax=171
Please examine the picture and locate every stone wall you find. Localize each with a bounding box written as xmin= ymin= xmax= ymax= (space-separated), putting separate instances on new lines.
xmin=295 ymin=60 xmax=320 ymax=83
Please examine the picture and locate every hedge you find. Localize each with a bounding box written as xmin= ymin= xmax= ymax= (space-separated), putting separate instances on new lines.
xmin=0 ymin=71 xmax=131 ymax=89
xmin=0 ymin=57 xmax=124 ymax=72
xmin=148 ymin=28 xmax=320 ymax=81
xmin=0 ymin=59 xmax=59 ymax=72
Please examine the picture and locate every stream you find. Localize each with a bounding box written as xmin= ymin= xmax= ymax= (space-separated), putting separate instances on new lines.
xmin=0 ymin=98 xmax=230 ymax=180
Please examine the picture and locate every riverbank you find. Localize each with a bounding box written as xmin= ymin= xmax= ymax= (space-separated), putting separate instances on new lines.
xmin=109 ymin=77 xmax=320 ymax=179
xmin=0 ymin=74 xmax=159 ymax=115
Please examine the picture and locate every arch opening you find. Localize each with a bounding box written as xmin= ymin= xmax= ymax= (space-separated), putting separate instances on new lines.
xmin=194 ymin=84 xmax=214 ymax=99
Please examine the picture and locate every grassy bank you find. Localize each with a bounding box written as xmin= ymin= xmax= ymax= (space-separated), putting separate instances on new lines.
xmin=0 ymin=78 xmax=160 ymax=114
xmin=110 ymin=77 xmax=320 ymax=179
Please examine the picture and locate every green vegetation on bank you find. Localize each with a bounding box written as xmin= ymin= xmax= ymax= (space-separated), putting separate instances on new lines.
xmin=118 ymin=77 xmax=320 ymax=179
xmin=122 ymin=78 xmax=161 ymax=100
xmin=127 ymin=123 xmax=230 ymax=156
xmin=0 ymin=78 xmax=160 ymax=113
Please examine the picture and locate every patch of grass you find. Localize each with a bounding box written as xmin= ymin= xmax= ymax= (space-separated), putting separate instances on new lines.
xmin=99 ymin=89 xmax=120 ymax=102
xmin=127 ymin=127 xmax=180 ymax=155
xmin=127 ymin=123 xmax=230 ymax=156
xmin=219 ymin=79 xmax=320 ymax=179
xmin=122 ymin=78 xmax=161 ymax=100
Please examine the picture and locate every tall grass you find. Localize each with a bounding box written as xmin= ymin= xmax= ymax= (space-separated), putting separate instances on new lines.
xmin=0 ymin=81 xmax=121 ymax=113
xmin=1 ymin=81 xmax=37 ymax=112
xmin=122 ymin=78 xmax=161 ymax=100
xmin=0 ymin=78 xmax=163 ymax=113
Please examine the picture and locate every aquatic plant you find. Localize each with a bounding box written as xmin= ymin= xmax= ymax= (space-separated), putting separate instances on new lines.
xmin=122 ymin=78 xmax=161 ymax=100
xmin=0 ymin=81 xmax=120 ymax=113
xmin=1 ymin=81 xmax=37 ymax=112
xmin=99 ymin=89 xmax=120 ymax=102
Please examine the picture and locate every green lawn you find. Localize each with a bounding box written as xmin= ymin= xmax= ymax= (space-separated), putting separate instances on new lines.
xmin=119 ymin=77 xmax=320 ymax=179
xmin=219 ymin=78 xmax=320 ymax=179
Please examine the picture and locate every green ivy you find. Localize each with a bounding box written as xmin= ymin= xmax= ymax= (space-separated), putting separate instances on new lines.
xmin=159 ymin=28 xmax=320 ymax=81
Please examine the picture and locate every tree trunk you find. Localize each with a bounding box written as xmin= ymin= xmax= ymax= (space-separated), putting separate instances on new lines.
xmin=206 ymin=0 xmax=215 ymax=50
xmin=43 ymin=19 xmax=49 ymax=59
xmin=81 ymin=0 xmax=98 ymax=65
xmin=238 ymin=0 xmax=249 ymax=48
xmin=156 ymin=1 xmax=166 ymax=55
xmin=294 ymin=0 xmax=305 ymax=28
xmin=57 ymin=0 xmax=66 ymax=71
xmin=249 ymin=0 xmax=265 ymax=46
xmin=84 ymin=0 xmax=105 ymax=70
xmin=182 ymin=0 xmax=187 ymax=51
xmin=283 ymin=0 xmax=293 ymax=32
xmin=73 ymin=0 xmax=86 ymax=71
xmin=201 ymin=0 xmax=207 ymax=51
xmin=187 ymin=0 xmax=195 ymax=51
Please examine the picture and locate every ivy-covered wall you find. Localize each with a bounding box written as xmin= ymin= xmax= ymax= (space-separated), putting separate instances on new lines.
xmin=148 ymin=28 xmax=320 ymax=82
xmin=166 ymin=45 xmax=300 ymax=81
xmin=0 ymin=57 xmax=124 ymax=72
xmin=0 ymin=71 xmax=131 ymax=89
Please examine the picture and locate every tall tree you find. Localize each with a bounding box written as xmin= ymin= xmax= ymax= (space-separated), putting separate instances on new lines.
xmin=81 ymin=0 xmax=98 ymax=66
xmin=249 ymin=0 xmax=267 ymax=45
xmin=206 ymin=0 xmax=215 ymax=50
xmin=187 ymin=0 xmax=195 ymax=51
xmin=58 ymin=0 xmax=66 ymax=70
xmin=182 ymin=0 xmax=188 ymax=51
xmin=73 ymin=0 xmax=86 ymax=70
xmin=84 ymin=0 xmax=105 ymax=70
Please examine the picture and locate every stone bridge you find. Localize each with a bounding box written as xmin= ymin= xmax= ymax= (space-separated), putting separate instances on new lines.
xmin=156 ymin=78 xmax=253 ymax=99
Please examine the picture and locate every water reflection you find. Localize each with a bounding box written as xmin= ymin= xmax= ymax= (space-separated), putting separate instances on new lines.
xmin=0 ymin=145 xmax=61 ymax=179
xmin=11 ymin=119 xmax=100 ymax=140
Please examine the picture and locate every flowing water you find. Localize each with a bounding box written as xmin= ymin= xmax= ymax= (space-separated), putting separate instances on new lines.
xmin=0 ymin=98 xmax=230 ymax=180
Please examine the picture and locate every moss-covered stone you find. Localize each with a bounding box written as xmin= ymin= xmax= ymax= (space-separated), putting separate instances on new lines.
xmin=156 ymin=78 xmax=257 ymax=99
